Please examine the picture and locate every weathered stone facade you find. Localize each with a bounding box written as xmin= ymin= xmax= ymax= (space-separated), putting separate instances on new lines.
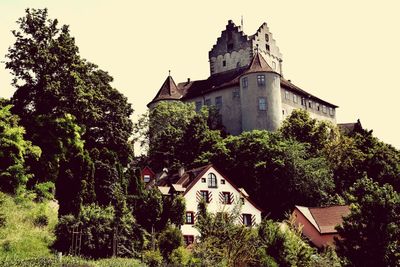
xmin=148 ymin=20 xmax=337 ymax=135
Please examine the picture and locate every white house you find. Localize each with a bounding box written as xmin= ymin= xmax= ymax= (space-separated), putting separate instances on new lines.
xmin=154 ymin=164 xmax=263 ymax=246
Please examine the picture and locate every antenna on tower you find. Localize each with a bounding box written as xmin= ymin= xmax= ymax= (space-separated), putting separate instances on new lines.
xmin=168 ymin=70 xmax=171 ymax=76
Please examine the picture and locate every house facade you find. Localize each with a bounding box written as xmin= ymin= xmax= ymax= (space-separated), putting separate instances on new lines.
xmin=151 ymin=164 xmax=262 ymax=246
xmin=148 ymin=20 xmax=338 ymax=135
xmin=292 ymin=205 xmax=350 ymax=248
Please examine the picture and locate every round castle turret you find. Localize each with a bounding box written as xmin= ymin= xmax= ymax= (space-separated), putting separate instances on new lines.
xmin=240 ymin=52 xmax=282 ymax=132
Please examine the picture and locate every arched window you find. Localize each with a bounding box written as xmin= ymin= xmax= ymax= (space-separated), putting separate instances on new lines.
xmin=208 ymin=173 xmax=217 ymax=188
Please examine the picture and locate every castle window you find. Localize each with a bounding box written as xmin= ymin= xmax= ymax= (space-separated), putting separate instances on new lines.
xmin=195 ymin=101 xmax=202 ymax=112
xmin=232 ymin=88 xmax=240 ymax=98
xmin=317 ymin=103 xmax=320 ymax=111
xmin=258 ymin=97 xmax=267 ymax=111
xmin=223 ymin=60 xmax=226 ymax=67
xmin=185 ymin=212 xmax=194 ymax=224
xmin=308 ymin=101 xmax=313 ymax=109
xmin=265 ymin=34 xmax=269 ymax=42
xmin=242 ymin=77 xmax=248 ymax=88
xmin=265 ymin=44 xmax=270 ymax=51
xmin=205 ymin=99 xmax=211 ymax=106
xmin=322 ymin=105 xmax=327 ymax=113
xmin=257 ymin=75 xmax=265 ymax=86
xmin=301 ymin=98 xmax=306 ymax=106
xmin=215 ymin=96 xmax=222 ymax=110
xmin=329 ymin=107 xmax=334 ymax=116
xmin=285 ymin=91 xmax=290 ymax=99
xmin=227 ymin=43 xmax=234 ymax=50
xmin=272 ymin=61 xmax=276 ymax=70
xmin=243 ymin=214 xmax=252 ymax=227
xmin=293 ymin=94 xmax=298 ymax=103
xmin=208 ymin=173 xmax=217 ymax=188
xmin=282 ymin=109 xmax=285 ymax=115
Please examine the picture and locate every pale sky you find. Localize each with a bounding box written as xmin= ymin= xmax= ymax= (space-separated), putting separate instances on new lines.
xmin=1 ymin=0 xmax=399 ymax=149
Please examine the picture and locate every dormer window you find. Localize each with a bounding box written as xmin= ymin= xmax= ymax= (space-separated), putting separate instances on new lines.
xmin=144 ymin=175 xmax=150 ymax=183
xmin=208 ymin=173 xmax=217 ymax=188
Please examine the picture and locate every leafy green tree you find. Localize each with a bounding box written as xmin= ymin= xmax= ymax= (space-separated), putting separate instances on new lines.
xmin=279 ymin=109 xmax=337 ymax=153
xmin=5 ymin=8 xmax=134 ymax=198
xmin=211 ymin=130 xmax=334 ymax=218
xmin=158 ymin=225 xmax=183 ymax=260
xmin=0 ymin=103 xmax=41 ymax=194
xmin=335 ymin=178 xmax=400 ymax=267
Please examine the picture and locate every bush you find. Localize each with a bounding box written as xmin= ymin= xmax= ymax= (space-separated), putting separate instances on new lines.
xmin=33 ymin=214 xmax=49 ymax=227
xmin=169 ymin=246 xmax=200 ymax=267
xmin=143 ymin=249 xmax=163 ymax=267
xmin=158 ymin=225 xmax=183 ymax=260
xmin=33 ymin=182 xmax=55 ymax=202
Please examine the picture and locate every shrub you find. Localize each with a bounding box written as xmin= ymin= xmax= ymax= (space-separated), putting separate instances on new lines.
xmin=158 ymin=224 xmax=183 ymax=260
xmin=143 ymin=249 xmax=163 ymax=267
xmin=33 ymin=182 xmax=55 ymax=202
xmin=169 ymin=246 xmax=200 ymax=267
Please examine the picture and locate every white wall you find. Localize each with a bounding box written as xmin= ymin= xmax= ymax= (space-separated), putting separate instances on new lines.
xmin=181 ymin=166 xmax=262 ymax=240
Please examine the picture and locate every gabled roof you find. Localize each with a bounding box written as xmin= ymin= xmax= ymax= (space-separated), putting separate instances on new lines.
xmin=295 ymin=205 xmax=350 ymax=234
xmin=242 ymin=51 xmax=277 ymax=75
xmin=150 ymin=75 xmax=183 ymax=104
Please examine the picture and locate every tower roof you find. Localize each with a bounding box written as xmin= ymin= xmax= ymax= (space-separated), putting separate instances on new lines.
xmin=149 ymin=75 xmax=182 ymax=105
xmin=242 ymin=51 xmax=278 ymax=75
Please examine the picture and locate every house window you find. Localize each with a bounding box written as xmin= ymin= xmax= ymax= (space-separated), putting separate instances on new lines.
xmin=240 ymin=197 xmax=245 ymax=205
xmin=258 ymin=97 xmax=266 ymax=111
xmin=293 ymin=94 xmax=298 ymax=103
xmin=265 ymin=34 xmax=269 ymax=42
xmin=215 ymin=96 xmax=222 ymax=110
xmin=183 ymin=235 xmax=194 ymax=246
xmin=186 ymin=212 xmax=194 ymax=224
xmin=222 ymin=192 xmax=232 ymax=204
xmin=208 ymin=173 xmax=217 ymax=188
xmin=285 ymin=90 xmax=290 ymax=99
xmin=200 ymin=190 xmax=209 ymax=203
xmin=257 ymin=75 xmax=265 ymax=86
xmin=243 ymin=214 xmax=252 ymax=227
xmin=201 ymin=178 xmax=206 ymax=183
xmin=222 ymin=60 xmax=226 ymax=67
xmin=265 ymin=44 xmax=270 ymax=51
xmin=195 ymin=101 xmax=202 ymax=112
xmin=308 ymin=101 xmax=312 ymax=109
xmin=242 ymin=77 xmax=248 ymax=88
xmin=221 ymin=179 xmax=225 ymax=184
xmin=205 ymin=99 xmax=211 ymax=106
xmin=143 ymin=175 xmax=150 ymax=183
xmin=322 ymin=105 xmax=327 ymax=113
xmin=329 ymin=107 xmax=334 ymax=115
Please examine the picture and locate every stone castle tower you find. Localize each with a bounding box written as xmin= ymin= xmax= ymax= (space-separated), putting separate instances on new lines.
xmin=148 ymin=20 xmax=337 ymax=135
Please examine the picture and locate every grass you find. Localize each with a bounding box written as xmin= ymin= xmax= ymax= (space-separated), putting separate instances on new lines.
xmin=0 ymin=256 xmax=145 ymax=267
xmin=0 ymin=192 xmax=58 ymax=259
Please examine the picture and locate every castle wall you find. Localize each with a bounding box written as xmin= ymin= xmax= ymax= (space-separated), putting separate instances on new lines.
xmin=240 ymin=72 xmax=282 ymax=132
xmin=281 ymin=88 xmax=336 ymax=123
xmin=188 ymin=86 xmax=242 ymax=135
xmin=210 ymin=48 xmax=252 ymax=74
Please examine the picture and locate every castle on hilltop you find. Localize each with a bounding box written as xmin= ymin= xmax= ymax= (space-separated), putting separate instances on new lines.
xmin=148 ymin=20 xmax=337 ymax=135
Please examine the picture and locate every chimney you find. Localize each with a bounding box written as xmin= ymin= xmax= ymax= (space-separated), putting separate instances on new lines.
xmin=178 ymin=167 xmax=185 ymax=177
xmin=187 ymin=78 xmax=190 ymax=83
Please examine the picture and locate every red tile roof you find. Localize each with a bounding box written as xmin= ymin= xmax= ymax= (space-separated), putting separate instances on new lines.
xmin=150 ymin=75 xmax=183 ymax=103
xmin=299 ymin=205 xmax=350 ymax=234
xmin=242 ymin=51 xmax=277 ymax=75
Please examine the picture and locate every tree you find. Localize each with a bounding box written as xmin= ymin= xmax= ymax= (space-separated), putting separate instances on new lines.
xmin=0 ymin=103 xmax=41 ymax=194
xmin=5 ymin=8 xmax=134 ymax=188
xmin=335 ymin=178 xmax=400 ymax=267
xmin=211 ymin=130 xmax=335 ymax=218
